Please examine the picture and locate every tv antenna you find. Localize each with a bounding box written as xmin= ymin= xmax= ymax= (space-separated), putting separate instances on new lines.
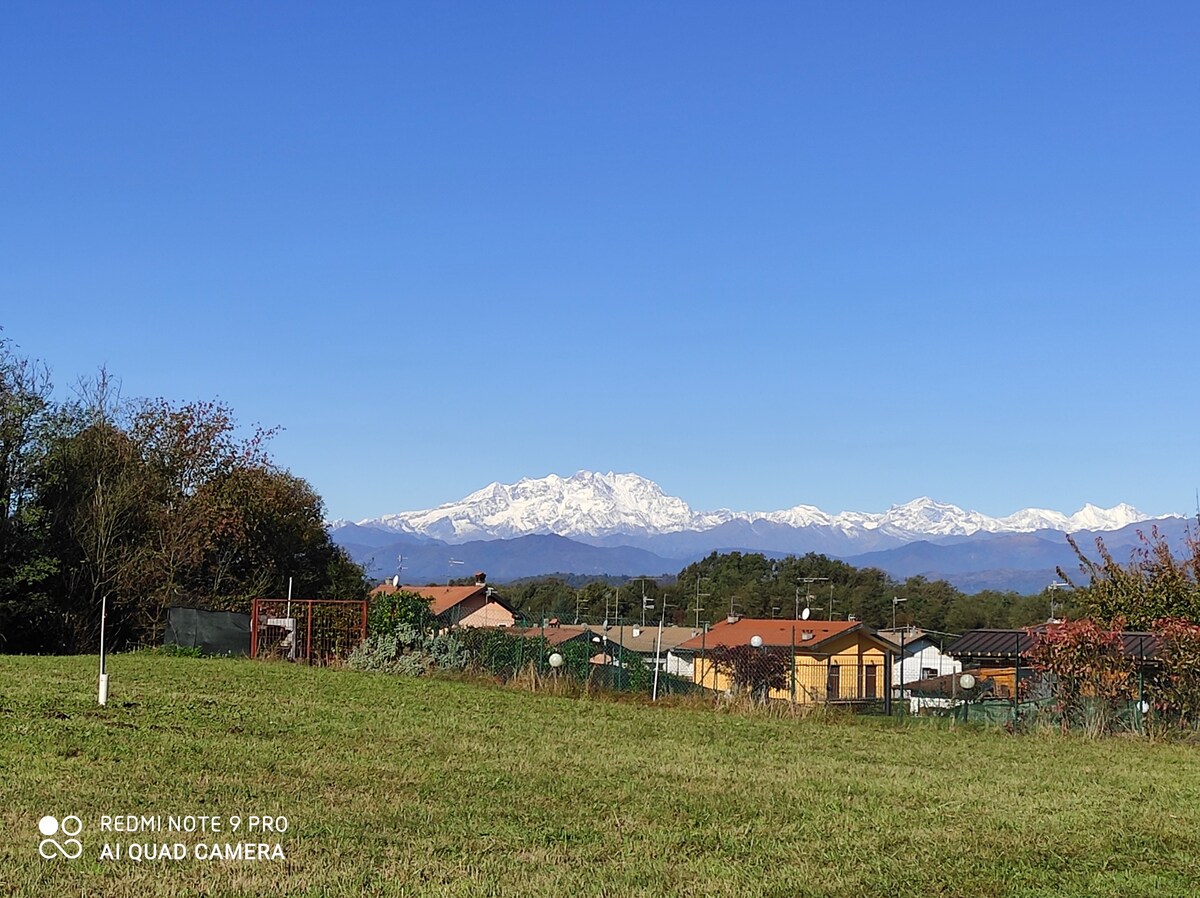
xmin=798 ymin=577 xmax=830 ymax=619
xmin=692 ymin=576 xmax=709 ymax=629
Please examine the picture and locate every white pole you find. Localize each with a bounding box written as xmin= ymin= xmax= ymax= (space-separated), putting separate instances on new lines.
xmin=651 ymin=617 xmax=664 ymax=701
xmin=98 ymin=595 xmax=109 ymax=706
xmin=286 ymin=576 xmax=296 ymax=661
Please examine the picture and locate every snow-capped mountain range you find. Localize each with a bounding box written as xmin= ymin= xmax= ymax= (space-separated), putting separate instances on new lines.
xmin=342 ymin=471 xmax=1166 ymax=544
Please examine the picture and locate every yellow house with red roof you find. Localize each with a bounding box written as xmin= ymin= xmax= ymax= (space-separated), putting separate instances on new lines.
xmin=672 ymin=617 xmax=894 ymax=704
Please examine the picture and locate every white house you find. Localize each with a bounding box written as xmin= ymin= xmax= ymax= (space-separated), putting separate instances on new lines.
xmin=876 ymin=628 xmax=961 ymax=690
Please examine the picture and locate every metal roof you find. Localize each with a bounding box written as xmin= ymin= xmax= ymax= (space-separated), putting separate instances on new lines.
xmin=946 ymin=628 xmax=1159 ymax=662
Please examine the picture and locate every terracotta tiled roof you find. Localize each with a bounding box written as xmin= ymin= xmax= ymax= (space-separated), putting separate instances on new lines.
xmin=508 ymin=625 xmax=592 ymax=646
xmin=673 ymin=618 xmax=869 ymax=653
xmin=370 ymin=583 xmax=486 ymax=616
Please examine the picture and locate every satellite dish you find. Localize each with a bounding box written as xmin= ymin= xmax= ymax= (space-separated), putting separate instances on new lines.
xmin=391 ymin=575 xmax=400 ymax=588
xmin=801 ymin=607 xmax=811 ymax=621
xmin=959 ymin=673 xmax=976 ymax=690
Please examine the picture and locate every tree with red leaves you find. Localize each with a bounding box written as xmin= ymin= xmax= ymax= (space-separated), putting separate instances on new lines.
xmin=1028 ymin=618 xmax=1135 ymax=736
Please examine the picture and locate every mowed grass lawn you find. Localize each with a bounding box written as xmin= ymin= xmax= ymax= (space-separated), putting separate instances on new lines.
xmin=2 ymin=655 xmax=1199 ymax=898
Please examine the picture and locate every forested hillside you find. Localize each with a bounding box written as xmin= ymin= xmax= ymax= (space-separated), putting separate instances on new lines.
xmin=497 ymin=550 xmax=1066 ymax=631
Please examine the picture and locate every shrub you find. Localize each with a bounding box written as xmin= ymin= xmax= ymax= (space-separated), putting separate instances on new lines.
xmin=1150 ymin=617 xmax=1200 ymax=730
xmin=367 ymin=590 xmax=437 ymax=637
xmin=1028 ymin=618 xmax=1134 ymax=736
xmin=346 ymin=624 xmax=467 ymax=676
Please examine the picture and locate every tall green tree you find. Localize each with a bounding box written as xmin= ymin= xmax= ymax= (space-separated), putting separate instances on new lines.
xmin=0 ymin=337 xmax=59 ymax=650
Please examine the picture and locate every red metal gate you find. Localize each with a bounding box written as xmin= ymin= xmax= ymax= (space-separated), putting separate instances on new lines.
xmin=251 ymin=598 xmax=368 ymax=664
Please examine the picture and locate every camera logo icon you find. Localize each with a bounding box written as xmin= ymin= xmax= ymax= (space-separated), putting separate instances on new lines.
xmin=38 ymin=816 xmax=83 ymax=859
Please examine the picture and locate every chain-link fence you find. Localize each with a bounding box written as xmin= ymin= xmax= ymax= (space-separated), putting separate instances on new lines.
xmin=454 ymin=623 xmax=706 ymax=698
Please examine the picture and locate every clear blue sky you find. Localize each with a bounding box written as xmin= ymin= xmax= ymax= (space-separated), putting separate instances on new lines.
xmin=3 ymin=3 xmax=1197 ymax=521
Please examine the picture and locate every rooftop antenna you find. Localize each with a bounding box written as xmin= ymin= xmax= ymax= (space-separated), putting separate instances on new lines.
xmin=692 ymin=575 xmax=709 ymax=630
xmin=799 ymin=577 xmax=830 ymax=619
xmin=447 ymin=557 xmax=464 ymax=585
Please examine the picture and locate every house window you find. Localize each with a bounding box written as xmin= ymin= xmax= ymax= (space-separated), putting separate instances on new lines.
xmin=922 ymin=667 xmax=938 ymax=680
xmin=864 ymin=664 xmax=877 ymax=699
xmin=826 ymin=663 xmax=840 ymax=700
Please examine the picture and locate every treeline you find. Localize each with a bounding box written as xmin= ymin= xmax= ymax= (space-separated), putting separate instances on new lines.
xmin=500 ymin=552 xmax=1070 ymax=632
xmin=0 ymin=337 xmax=365 ymax=654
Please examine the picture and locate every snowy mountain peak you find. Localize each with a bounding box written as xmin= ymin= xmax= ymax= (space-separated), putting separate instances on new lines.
xmin=352 ymin=471 xmax=1175 ymax=545
xmin=373 ymin=471 xmax=696 ymax=541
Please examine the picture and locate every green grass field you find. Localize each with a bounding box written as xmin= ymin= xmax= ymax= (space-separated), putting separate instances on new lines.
xmin=2 ymin=654 xmax=1199 ymax=898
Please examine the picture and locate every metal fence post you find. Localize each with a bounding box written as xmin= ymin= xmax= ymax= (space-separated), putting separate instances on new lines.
xmin=250 ymin=599 xmax=259 ymax=659
xmin=790 ymin=626 xmax=796 ymax=705
xmin=1138 ymin=634 xmax=1146 ymax=735
xmin=882 ymin=648 xmax=893 ymax=716
xmin=305 ymin=600 xmax=313 ymax=665
xmin=1013 ymin=631 xmax=1021 ymax=728
xmin=825 ymin=653 xmax=831 ymax=707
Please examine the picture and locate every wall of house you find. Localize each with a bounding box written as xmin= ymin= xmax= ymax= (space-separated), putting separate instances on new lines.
xmin=458 ymin=602 xmax=517 ymax=628
xmin=665 ymin=652 xmax=693 ymax=679
xmin=894 ymin=644 xmax=961 ymax=686
xmin=691 ymin=641 xmax=888 ymax=703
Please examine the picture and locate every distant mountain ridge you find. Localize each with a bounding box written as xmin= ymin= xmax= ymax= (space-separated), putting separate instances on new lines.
xmin=345 ymin=471 xmax=1166 ymax=544
xmin=326 ymin=472 xmax=1183 ymax=593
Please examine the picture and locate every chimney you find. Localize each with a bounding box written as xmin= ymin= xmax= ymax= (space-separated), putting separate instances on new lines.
xmin=474 ymin=571 xmax=486 ymax=586
xmin=726 ymin=614 xmax=740 ymax=624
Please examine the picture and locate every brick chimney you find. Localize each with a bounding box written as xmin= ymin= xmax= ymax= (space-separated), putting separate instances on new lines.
xmin=474 ymin=571 xmax=487 ymax=586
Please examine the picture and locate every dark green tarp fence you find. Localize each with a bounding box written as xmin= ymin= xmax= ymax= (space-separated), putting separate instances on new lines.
xmin=164 ymin=607 xmax=251 ymax=656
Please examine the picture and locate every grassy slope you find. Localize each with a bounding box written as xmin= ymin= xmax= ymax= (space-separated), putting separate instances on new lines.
xmin=1 ymin=655 xmax=1198 ymax=898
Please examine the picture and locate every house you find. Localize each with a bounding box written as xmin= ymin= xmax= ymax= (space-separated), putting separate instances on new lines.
xmin=875 ymin=627 xmax=962 ymax=692
xmin=671 ymin=617 xmax=895 ymax=704
xmin=506 ymin=624 xmax=593 ymax=648
xmin=591 ymin=624 xmax=702 ymax=674
xmin=944 ymin=627 xmax=1159 ymax=699
xmin=370 ymin=572 xmax=522 ymax=629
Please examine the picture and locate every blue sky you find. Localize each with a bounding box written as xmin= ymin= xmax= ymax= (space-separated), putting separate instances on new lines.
xmin=3 ymin=3 xmax=1198 ymax=521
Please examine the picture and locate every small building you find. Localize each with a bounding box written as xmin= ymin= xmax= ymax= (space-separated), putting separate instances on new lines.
xmin=945 ymin=627 xmax=1159 ymax=699
xmin=370 ymin=573 xmax=522 ymax=629
xmin=875 ymin=627 xmax=962 ymax=692
xmin=672 ymin=617 xmax=895 ymax=704
xmin=506 ymin=625 xmax=593 ymax=648
xmin=592 ymin=624 xmax=702 ymax=673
